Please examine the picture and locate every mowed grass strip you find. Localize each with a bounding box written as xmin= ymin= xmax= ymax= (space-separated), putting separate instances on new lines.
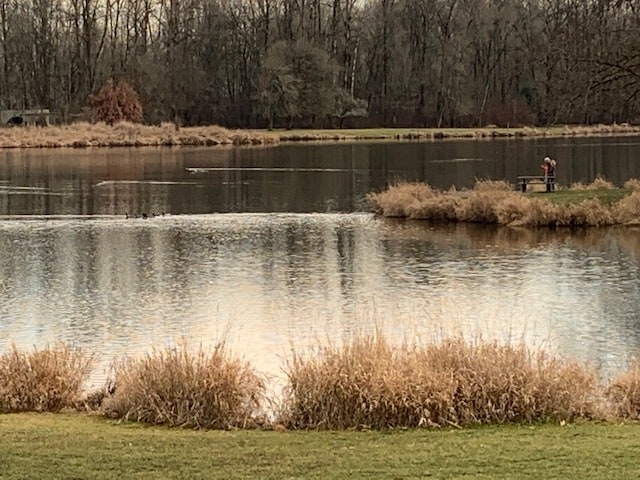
xmin=528 ymin=188 xmax=631 ymax=205
xmin=1 ymin=414 xmax=640 ymax=479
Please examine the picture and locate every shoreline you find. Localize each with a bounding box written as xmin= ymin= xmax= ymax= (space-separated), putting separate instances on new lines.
xmin=1 ymin=122 xmax=640 ymax=148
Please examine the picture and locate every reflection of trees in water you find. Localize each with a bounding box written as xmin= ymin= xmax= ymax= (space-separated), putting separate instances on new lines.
xmin=378 ymin=218 xmax=640 ymax=259
xmin=375 ymin=217 xmax=640 ymax=379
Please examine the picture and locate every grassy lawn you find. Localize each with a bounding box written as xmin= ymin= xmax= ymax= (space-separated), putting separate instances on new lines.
xmin=528 ymin=188 xmax=631 ymax=205
xmin=1 ymin=414 xmax=640 ymax=479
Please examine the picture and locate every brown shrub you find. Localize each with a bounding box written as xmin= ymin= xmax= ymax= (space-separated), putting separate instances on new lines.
xmin=0 ymin=343 xmax=93 ymax=412
xmin=88 ymin=79 xmax=143 ymax=125
xmin=102 ymin=343 xmax=265 ymax=429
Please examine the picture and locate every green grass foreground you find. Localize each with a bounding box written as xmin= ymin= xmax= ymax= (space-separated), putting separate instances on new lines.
xmin=1 ymin=414 xmax=639 ymax=479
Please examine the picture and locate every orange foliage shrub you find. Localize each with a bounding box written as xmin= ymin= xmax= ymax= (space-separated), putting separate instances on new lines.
xmin=88 ymin=79 xmax=143 ymax=125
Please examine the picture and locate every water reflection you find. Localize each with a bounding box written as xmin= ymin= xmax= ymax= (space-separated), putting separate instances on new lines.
xmin=0 ymin=214 xmax=639 ymax=388
xmin=2 ymin=137 xmax=640 ymax=216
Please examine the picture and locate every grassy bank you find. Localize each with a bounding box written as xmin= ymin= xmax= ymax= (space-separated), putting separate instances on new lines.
xmin=2 ymin=122 xmax=640 ymax=148
xmin=368 ymin=178 xmax=640 ymax=227
xmin=1 ymin=414 xmax=640 ymax=479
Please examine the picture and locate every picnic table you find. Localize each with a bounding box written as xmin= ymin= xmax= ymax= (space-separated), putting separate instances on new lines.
xmin=517 ymin=175 xmax=554 ymax=193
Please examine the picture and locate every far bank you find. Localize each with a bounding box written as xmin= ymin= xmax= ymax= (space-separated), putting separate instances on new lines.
xmin=2 ymin=122 xmax=640 ymax=148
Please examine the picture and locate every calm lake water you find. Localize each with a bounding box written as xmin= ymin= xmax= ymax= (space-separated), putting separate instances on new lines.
xmin=1 ymin=137 xmax=640 ymax=388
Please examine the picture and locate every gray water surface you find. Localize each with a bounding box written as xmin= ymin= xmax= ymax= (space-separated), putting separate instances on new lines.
xmin=1 ymin=214 xmax=639 ymax=387
xmin=0 ymin=139 xmax=639 ymax=387
xmin=1 ymin=137 xmax=640 ymax=216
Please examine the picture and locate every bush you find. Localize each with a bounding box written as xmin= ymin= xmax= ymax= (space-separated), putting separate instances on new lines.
xmin=88 ymin=79 xmax=143 ymax=125
xmin=0 ymin=343 xmax=93 ymax=412
xmin=102 ymin=343 xmax=265 ymax=429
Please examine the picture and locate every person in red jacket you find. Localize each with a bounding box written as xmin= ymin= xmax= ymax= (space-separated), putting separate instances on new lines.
xmin=541 ymin=156 xmax=556 ymax=192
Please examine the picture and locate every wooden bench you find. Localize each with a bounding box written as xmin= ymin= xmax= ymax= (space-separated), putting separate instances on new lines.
xmin=517 ymin=175 xmax=554 ymax=193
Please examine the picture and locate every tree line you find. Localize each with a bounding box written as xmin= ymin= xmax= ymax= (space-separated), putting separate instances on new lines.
xmin=2 ymin=0 xmax=640 ymax=128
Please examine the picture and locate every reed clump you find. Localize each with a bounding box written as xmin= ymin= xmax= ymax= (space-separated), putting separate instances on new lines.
xmin=102 ymin=343 xmax=265 ymax=429
xmin=606 ymin=360 xmax=640 ymax=419
xmin=623 ymin=178 xmax=640 ymax=191
xmin=571 ymin=175 xmax=615 ymax=190
xmin=368 ymin=182 xmax=438 ymax=218
xmin=279 ymin=336 xmax=597 ymax=429
xmin=368 ymin=178 xmax=640 ymax=227
xmin=0 ymin=343 xmax=93 ymax=412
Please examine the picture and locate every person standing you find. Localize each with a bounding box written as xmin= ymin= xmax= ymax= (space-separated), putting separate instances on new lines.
xmin=541 ymin=156 xmax=556 ymax=192
xmin=547 ymin=157 xmax=556 ymax=191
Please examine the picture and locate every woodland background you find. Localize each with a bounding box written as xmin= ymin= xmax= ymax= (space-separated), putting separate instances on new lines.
xmin=2 ymin=0 xmax=640 ymax=128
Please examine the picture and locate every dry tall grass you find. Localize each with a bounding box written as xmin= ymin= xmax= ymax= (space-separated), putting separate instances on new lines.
xmin=5 ymin=122 xmax=640 ymax=149
xmin=6 ymin=340 xmax=640 ymax=427
xmin=279 ymin=336 xmax=597 ymax=429
xmin=0 ymin=121 xmax=279 ymax=148
xmin=571 ymin=175 xmax=615 ymax=190
xmin=368 ymin=178 xmax=640 ymax=227
xmin=623 ymin=179 xmax=640 ymax=191
xmin=606 ymin=360 xmax=640 ymax=419
xmin=0 ymin=343 xmax=93 ymax=412
xmin=102 ymin=343 xmax=265 ymax=429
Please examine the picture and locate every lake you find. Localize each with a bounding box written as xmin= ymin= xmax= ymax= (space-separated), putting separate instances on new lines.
xmin=0 ymin=137 xmax=639 ymax=388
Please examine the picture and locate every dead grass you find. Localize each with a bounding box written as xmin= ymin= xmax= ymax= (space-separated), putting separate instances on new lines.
xmin=279 ymin=336 xmax=597 ymax=429
xmin=0 ymin=122 xmax=279 ymax=148
xmin=5 ymin=341 xmax=640 ymax=428
xmin=3 ymin=123 xmax=640 ymax=148
xmin=102 ymin=343 xmax=266 ymax=429
xmin=623 ymin=178 xmax=640 ymax=191
xmin=0 ymin=343 xmax=93 ymax=412
xmin=571 ymin=175 xmax=615 ymax=190
xmin=368 ymin=178 xmax=640 ymax=227
xmin=614 ymin=191 xmax=640 ymax=224
xmin=368 ymin=182 xmax=437 ymax=217
xmin=606 ymin=360 xmax=640 ymax=419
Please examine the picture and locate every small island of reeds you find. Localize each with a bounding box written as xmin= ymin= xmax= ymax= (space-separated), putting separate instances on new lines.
xmin=368 ymin=177 xmax=640 ymax=228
